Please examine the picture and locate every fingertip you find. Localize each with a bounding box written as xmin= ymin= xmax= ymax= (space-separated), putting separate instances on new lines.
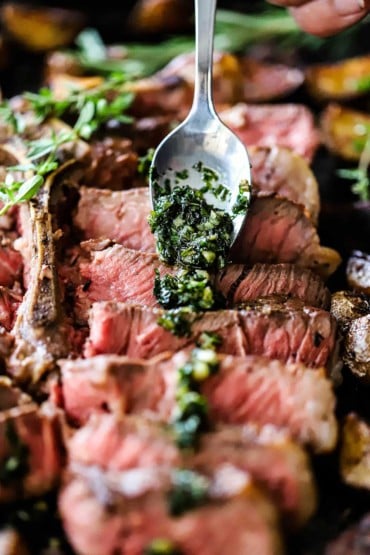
xmin=290 ymin=3 xmax=368 ymax=37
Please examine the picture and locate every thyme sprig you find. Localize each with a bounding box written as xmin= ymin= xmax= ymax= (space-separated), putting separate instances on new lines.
xmin=338 ymin=126 xmax=370 ymax=201
xmin=23 ymin=72 xmax=134 ymax=140
xmin=0 ymin=70 xmax=135 ymax=213
xmin=0 ymin=129 xmax=76 ymax=215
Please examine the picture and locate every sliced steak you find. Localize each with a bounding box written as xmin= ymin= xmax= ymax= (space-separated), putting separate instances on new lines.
xmin=59 ymin=463 xmax=283 ymax=555
xmin=59 ymin=351 xmax=338 ymax=453
xmin=84 ymin=297 xmax=338 ymax=371
xmin=0 ymin=235 xmax=23 ymax=288
xmin=148 ymin=51 xmax=244 ymax=108
xmin=80 ymin=136 xmax=140 ymax=191
xmin=73 ymin=187 xmax=339 ymax=278
xmin=230 ymin=196 xmax=341 ymax=278
xmin=250 ymin=145 xmax=320 ymax=225
xmin=68 ymin=414 xmax=317 ymax=527
xmin=241 ymin=57 xmax=304 ymax=102
xmin=74 ymin=187 xmax=154 ymax=251
xmin=0 ymin=402 xmax=63 ymax=502
xmin=75 ymin=242 xmax=331 ymax=320
xmin=217 ymin=262 xmax=331 ymax=309
xmin=219 ymin=102 xmax=321 ymax=162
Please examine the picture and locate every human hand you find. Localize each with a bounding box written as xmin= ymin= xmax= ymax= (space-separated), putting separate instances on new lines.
xmin=268 ymin=0 xmax=370 ymax=37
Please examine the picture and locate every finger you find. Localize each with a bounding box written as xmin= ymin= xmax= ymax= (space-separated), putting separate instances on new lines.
xmin=290 ymin=0 xmax=370 ymax=37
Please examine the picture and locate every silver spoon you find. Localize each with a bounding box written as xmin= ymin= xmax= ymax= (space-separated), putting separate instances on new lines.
xmin=149 ymin=0 xmax=252 ymax=246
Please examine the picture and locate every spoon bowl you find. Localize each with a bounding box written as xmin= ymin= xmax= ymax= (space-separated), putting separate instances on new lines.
xmin=149 ymin=0 xmax=251 ymax=246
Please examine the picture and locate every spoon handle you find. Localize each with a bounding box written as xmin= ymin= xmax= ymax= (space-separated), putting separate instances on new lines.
xmin=191 ymin=0 xmax=217 ymax=117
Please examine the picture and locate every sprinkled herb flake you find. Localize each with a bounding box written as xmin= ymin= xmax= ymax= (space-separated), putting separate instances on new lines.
xmin=0 ymin=422 xmax=29 ymax=484
xmin=168 ymin=469 xmax=209 ymax=516
xmin=145 ymin=538 xmax=181 ymax=555
xmin=171 ymin=336 xmax=221 ymax=448
xmin=232 ymin=179 xmax=251 ymax=216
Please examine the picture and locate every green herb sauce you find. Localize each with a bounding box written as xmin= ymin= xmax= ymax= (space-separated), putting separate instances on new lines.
xmin=172 ymin=334 xmax=220 ymax=448
xmin=144 ymin=538 xmax=181 ymax=555
xmin=0 ymin=422 xmax=29 ymax=484
xmin=149 ymin=184 xmax=234 ymax=271
xmin=167 ymin=469 xmax=209 ymax=517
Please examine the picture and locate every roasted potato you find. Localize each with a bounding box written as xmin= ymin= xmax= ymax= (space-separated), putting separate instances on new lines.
xmin=306 ymin=55 xmax=370 ymax=101
xmin=127 ymin=0 xmax=193 ymax=35
xmin=320 ymin=103 xmax=370 ymax=161
xmin=340 ymin=412 xmax=370 ymax=489
xmin=242 ymin=57 xmax=304 ymax=103
xmin=0 ymin=3 xmax=86 ymax=52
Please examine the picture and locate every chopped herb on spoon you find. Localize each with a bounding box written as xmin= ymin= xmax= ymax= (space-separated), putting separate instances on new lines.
xmin=149 ymin=184 xmax=234 ymax=271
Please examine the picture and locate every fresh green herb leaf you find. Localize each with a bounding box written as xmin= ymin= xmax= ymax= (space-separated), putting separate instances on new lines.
xmin=338 ymin=129 xmax=370 ymax=201
xmin=0 ymin=100 xmax=26 ymax=133
xmin=171 ymin=342 xmax=220 ymax=448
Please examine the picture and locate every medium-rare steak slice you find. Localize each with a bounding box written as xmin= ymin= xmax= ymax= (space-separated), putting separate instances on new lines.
xmin=216 ymin=262 xmax=331 ymax=309
xmin=59 ymin=463 xmax=283 ymax=555
xmin=75 ymin=242 xmax=331 ymax=320
xmin=0 ymin=234 xmax=23 ymax=288
xmin=81 ymin=136 xmax=140 ymax=191
xmin=250 ymin=145 xmax=320 ymax=225
xmin=230 ymin=196 xmax=341 ymax=278
xmin=59 ymin=352 xmax=338 ymax=453
xmin=84 ymin=297 xmax=338 ymax=372
xmin=74 ymin=187 xmax=154 ymax=252
xmin=219 ymin=102 xmax=320 ymax=162
xmin=67 ymin=414 xmax=317 ymax=527
xmin=241 ymin=57 xmax=304 ymax=103
xmin=0 ymin=401 xmax=63 ymax=502
xmin=74 ymin=186 xmax=340 ymax=277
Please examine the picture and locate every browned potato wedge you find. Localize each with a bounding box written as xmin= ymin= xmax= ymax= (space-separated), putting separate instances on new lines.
xmin=340 ymin=412 xmax=370 ymax=490
xmin=306 ymin=55 xmax=370 ymax=101
xmin=242 ymin=57 xmax=304 ymax=102
xmin=320 ymin=103 xmax=370 ymax=161
xmin=0 ymin=3 xmax=86 ymax=52
xmin=127 ymin=0 xmax=193 ymax=35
